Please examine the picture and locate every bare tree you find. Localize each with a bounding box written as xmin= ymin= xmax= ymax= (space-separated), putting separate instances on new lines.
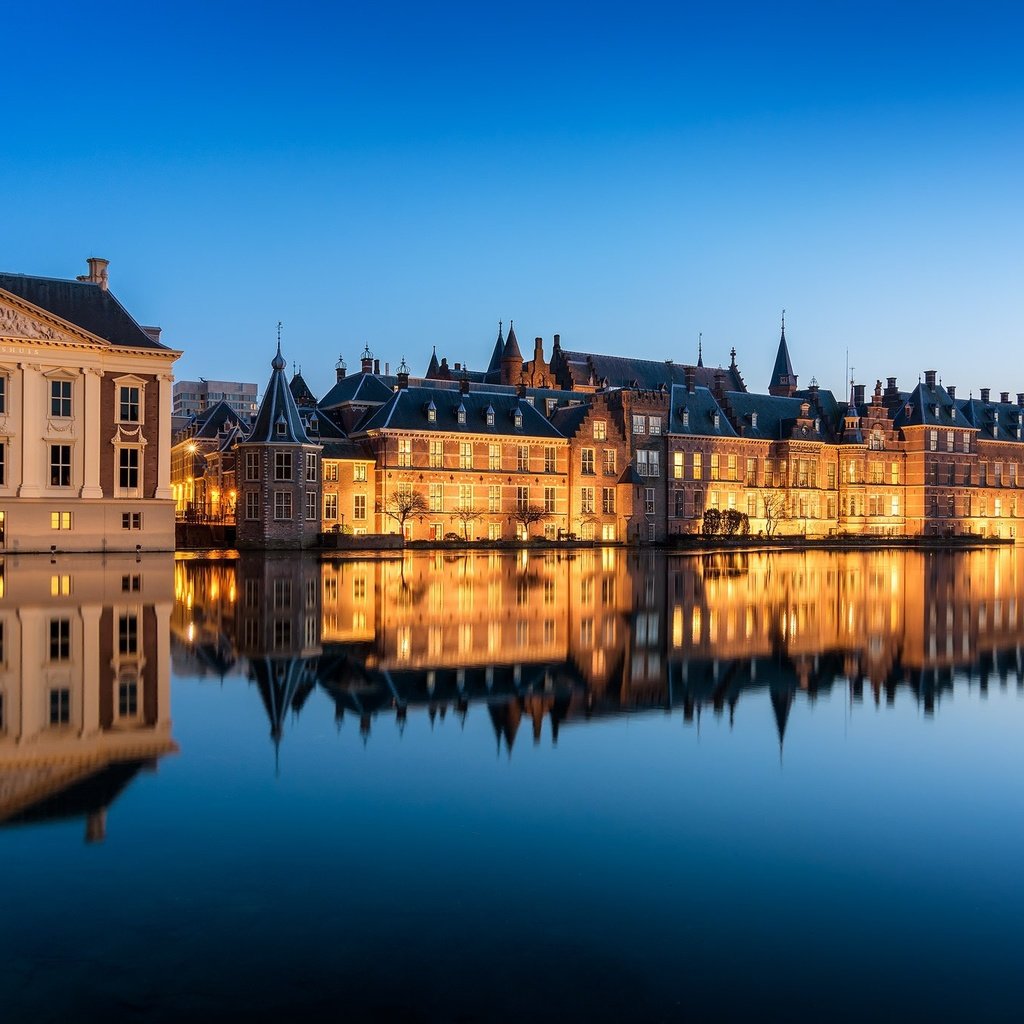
xmin=450 ymin=503 xmax=485 ymax=540
xmin=509 ymin=503 xmax=552 ymax=539
xmin=378 ymin=488 xmax=429 ymax=535
xmin=762 ymin=492 xmax=787 ymax=537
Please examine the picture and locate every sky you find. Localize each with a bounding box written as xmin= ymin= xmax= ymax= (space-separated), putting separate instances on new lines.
xmin=3 ymin=0 xmax=1022 ymax=402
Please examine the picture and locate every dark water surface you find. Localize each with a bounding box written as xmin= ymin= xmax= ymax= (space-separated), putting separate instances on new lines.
xmin=2 ymin=547 xmax=1023 ymax=1022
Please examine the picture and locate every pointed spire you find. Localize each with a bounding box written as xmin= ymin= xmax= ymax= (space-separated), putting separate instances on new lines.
xmin=503 ymin=320 xmax=522 ymax=361
xmin=768 ymin=310 xmax=797 ymax=397
xmin=697 ymin=332 xmax=704 ymax=368
xmin=485 ymin=321 xmax=505 ymax=377
xmin=426 ymin=346 xmax=440 ymax=378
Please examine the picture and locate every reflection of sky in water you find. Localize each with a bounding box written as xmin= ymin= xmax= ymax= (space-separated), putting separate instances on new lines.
xmin=2 ymin=550 xmax=1024 ymax=1021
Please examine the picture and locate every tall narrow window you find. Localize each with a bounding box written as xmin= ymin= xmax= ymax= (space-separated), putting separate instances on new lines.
xmin=118 ymin=614 xmax=138 ymax=656
xmin=118 ymin=448 xmax=140 ymax=490
xmin=119 ymin=385 xmax=140 ymax=422
xmin=50 ymin=445 xmax=71 ymax=487
xmin=50 ymin=380 xmax=72 ymax=417
xmin=50 ymin=618 xmax=71 ymax=660
xmin=245 ymin=451 xmax=260 ymax=480
xmin=305 ymin=453 xmax=317 ymax=482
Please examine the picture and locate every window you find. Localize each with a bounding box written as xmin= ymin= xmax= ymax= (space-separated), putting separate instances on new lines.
xmin=50 ymin=379 xmax=72 ymax=417
xmin=118 ymin=614 xmax=138 ymax=655
xmin=710 ymin=453 xmax=720 ymax=480
xmin=50 ymin=444 xmax=71 ymax=487
xmin=516 ymin=486 xmax=529 ymax=510
xmin=50 ymin=574 xmax=72 ymax=596
xmin=0 ymin=375 xmax=5 ymax=414
xmin=50 ymin=618 xmax=71 ymax=660
xmin=274 ymin=491 xmax=292 ymax=520
xmin=429 ymin=482 xmax=443 ymax=512
xmin=119 ymin=385 xmax=140 ymax=422
xmin=323 ymin=462 xmax=339 ymax=482
xmin=353 ymin=463 xmax=367 ymax=482
xmin=746 ymin=457 xmax=757 ymax=484
xmin=274 ymin=452 xmax=292 ymax=481
xmin=488 ymin=522 xmax=501 ymax=540
xmin=430 ymin=441 xmax=444 ymax=468
xmin=246 ymin=492 xmax=260 ymax=520
xmin=602 ymin=487 xmax=615 ymax=515
xmin=604 ymin=449 xmax=616 ymax=475
xmin=544 ymin=486 xmax=556 ymax=513
xmin=488 ymin=484 xmax=501 ymax=512
xmin=645 ymin=488 xmax=656 ymax=515
xmin=51 ymin=511 xmax=72 ymax=530
xmin=245 ymin=451 xmax=260 ymax=480
xmin=692 ymin=453 xmax=703 ymax=479
xmin=963 ymin=434 xmax=971 ymax=453
xmin=398 ymin=438 xmax=412 ymax=467
xmin=428 ymin=403 xmax=437 ymax=423
xmin=118 ymin=447 xmax=140 ymax=490
xmin=305 ymin=453 xmax=317 ymax=482
xmin=929 ymin=430 xmax=938 ymax=452
xmin=637 ymin=450 xmax=659 ymax=477
xmin=545 ymin=446 xmax=556 ymax=472
xmin=306 ymin=490 xmax=318 ymax=520
xmin=49 ymin=688 xmax=70 ymax=726
xmin=514 ymin=410 xmax=523 ymax=429
xmin=632 ymin=415 xmax=646 ymax=434
xmin=459 ymin=484 xmax=473 ymax=508
xmin=581 ymin=487 xmax=595 ymax=514
xmin=324 ymin=493 xmax=338 ymax=520
xmin=0 ymin=442 xmax=5 ymax=486
xmin=593 ymin=420 xmax=607 ymax=440
xmin=485 ymin=406 xmax=494 ymax=426
xmin=673 ymin=452 xmax=683 ymax=479
xmin=649 ymin=416 xmax=662 ymax=436
xmin=353 ymin=494 xmax=367 ymax=520
xmin=518 ymin=445 xmax=529 ymax=472
xmin=118 ymin=680 xmax=138 ymax=717
xmin=461 ymin=442 xmax=473 ymax=469
xmin=727 ymin=454 xmax=737 ymax=480
xmin=121 ymin=512 xmax=142 ymax=530
xmin=488 ymin=444 xmax=501 ymax=470
xmin=121 ymin=574 xmax=142 ymax=592
xmin=582 ymin=448 xmax=595 ymax=475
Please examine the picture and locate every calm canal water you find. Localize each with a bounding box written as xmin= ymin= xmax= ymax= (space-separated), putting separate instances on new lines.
xmin=2 ymin=546 xmax=1023 ymax=1022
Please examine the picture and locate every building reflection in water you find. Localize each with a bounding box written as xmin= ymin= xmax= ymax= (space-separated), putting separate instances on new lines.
xmin=0 ymin=553 xmax=176 ymax=840
xmin=172 ymin=546 xmax=1024 ymax=761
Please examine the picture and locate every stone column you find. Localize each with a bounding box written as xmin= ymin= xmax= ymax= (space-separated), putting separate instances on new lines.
xmin=80 ymin=367 xmax=104 ymax=499
xmin=17 ymin=362 xmax=43 ymax=497
xmin=155 ymin=373 xmax=173 ymax=499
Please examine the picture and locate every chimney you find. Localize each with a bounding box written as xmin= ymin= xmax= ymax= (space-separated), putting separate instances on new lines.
xmin=924 ymin=369 xmax=937 ymax=388
xmin=854 ymin=384 xmax=866 ymax=406
xmin=77 ymin=256 xmax=110 ymax=290
xmin=360 ymin=346 xmax=373 ymax=374
xmin=460 ymin=374 xmax=470 ymax=394
xmin=534 ymin=337 xmax=544 ymax=362
xmin=1001 ymin=391 xmax=1010 ymax=404
xmin=454 ymin=362 xmax=461 ymax=371
xmin=947 ymin=385 xmax=955 ymax=400
xmin=141 ymin=326 xmax=162 ymax=344
xmin=884 ymin=377 xmax=900 ymax=406
xmin=1017 ymin=393 xmax=1024 ymax=407
xmin=553 ymin=333 xmax=561 ymax=349
xmin=374 ymin=359 xmax=380 ymax=375
xmin=396 ymin=358 xmax=410 ymax=390
xmin=684 ymin=365 xmax=696 ymax=394
xmin=713 ymin=369 xmax=725 ymax=400
xmin=335 ymin=356 xmax=347 ymax=382
xmin=980 ymin=387 xmax=990 ymax=402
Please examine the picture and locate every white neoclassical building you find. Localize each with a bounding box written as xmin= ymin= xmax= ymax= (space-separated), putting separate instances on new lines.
xmin=0 ymin=258 xmax=181 ymax=551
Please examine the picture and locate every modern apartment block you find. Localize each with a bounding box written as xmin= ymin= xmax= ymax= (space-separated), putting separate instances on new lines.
xmin=173 ymin=379 xmax=258 ymax=421
xmin=0 ymin=258 xmax=180 ymax=551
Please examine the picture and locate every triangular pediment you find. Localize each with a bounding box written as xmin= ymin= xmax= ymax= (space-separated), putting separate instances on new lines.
xmin=0 ymin=290 xmax=110 ymax=349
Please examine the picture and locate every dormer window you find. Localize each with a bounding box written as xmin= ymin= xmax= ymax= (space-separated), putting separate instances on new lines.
xmin=814 ymin=417 xmax=820 ymax=431
xmin=933 ymin=404 xmax=940 ymax=417
xmin=275 ymin=419 xmax=286 ymax=436
xmin=994 ymin=409 xmax=999 ymax=422
xmin=514 ymin=410 xmax=523 ymax=429
xmin=485 ymin=404 xmax=495 ymax=426
xmin=682 ymin=408 xmax=689 ymax=428
xmin=427 ymin=401 xmax=436 ymax=423
xmin=713 ymin=411 xmax=720 ymax=429
xmin=750 ymin=411 xmax=758 ymax=428
xmin=457 ymin=403 xmax=466 ymax=425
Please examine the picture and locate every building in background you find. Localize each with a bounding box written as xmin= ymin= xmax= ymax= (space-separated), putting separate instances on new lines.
xmin=0 ymin=257 xmax=180 ymax=551
xmin=173 ymin=379 xmax=258 ymax=421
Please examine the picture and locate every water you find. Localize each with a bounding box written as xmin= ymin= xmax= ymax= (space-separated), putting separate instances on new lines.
xmin=2 ymin=547 xmax=1023 ymax=1022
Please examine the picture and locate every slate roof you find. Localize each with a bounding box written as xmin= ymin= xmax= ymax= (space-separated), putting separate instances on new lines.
xmin=173 ymin=400 xmax=243 ymax=444
xmin=769 ymin=326 xmax=795 ymax=387
xmin=319 ymin=371 xmax=396 ymax=409
xmin=289 ymin=371 xmax=318 ymax=408
xmin=322 ymin=438 xmax=374 ymax=460
xmin=957 ymin=396 xmax=1024 ymax=442
xmin=425 ymin=347 xmax=440 ymax=377
xmin=354 ymin=385 xmax=564 ymax=438
xmin=246 ymin=347 xmax=315 ymax=444
xmin=0 ymin=273 xmax=169 ymax=350
xmin=668 ymin=385 xmax=737 ymax=437
xmin=502 ymin=322 xmax=522 ymax=362
xmin=548 ymin=403 xmax=591 ymax=437
xmin=556 ymin=349 xmax=745 ymax=393
xmin=893 ymin=383 xmax=973 ymax=430
xmin=722 ymin=391 xmax=831 ymax=441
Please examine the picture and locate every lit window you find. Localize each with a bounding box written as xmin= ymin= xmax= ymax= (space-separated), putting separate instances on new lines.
xmin=353 ymin=495 xmax=367 ymax=520
xmin=50 ymin=511 xmax=72 ymax=530
xmin=593 ymin=420 xmax=607 ymax=440
xmin=324 ymin=494 xmax=338 ymax=519
xmin=582 ymin=448 xmax=595 ymax=475
xmin=398 ymin=438 xmax=412 ymax=467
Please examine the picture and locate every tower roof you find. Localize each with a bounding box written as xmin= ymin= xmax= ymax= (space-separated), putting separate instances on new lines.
xmin=768 ymin=312 xmax=797 ymax=396
xmin=502 ymin=321 xmax=522 ymax=362
xmin=486 ymin=322 xmax=505 ymax=376
xmin=247 ymin=346 xmax=315 ymax=444
xmin=426 ymin=346 xmax=440 ymax=378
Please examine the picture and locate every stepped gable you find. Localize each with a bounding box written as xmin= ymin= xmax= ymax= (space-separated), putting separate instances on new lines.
xmin=353 ymin=385 xmax=563 ymax=439
xmin=247 ymin=344 xmax=313 ymax=444
xmin=0 ymin=271 xmax=168 ymax=350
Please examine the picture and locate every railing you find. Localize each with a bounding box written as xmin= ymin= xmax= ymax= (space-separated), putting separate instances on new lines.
xmin=175 ymin=509 xmax=236 ymax=526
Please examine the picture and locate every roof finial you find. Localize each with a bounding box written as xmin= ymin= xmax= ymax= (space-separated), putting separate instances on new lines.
xmin=781 ymin=309 xmax=786 ymax=337
xmin=277 ymin=320 xmax=282 ymax=350
xmin=271 ymin=321 xmax=286 ymax=371
xmin=697 ymin=332 xmax=704 ymax=368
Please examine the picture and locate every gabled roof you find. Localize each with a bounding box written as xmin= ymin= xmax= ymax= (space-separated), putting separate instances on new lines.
xmin=289 ymin=371 xmax=318 ymax=408
xmin=319 ymin=371 xmax=396 ymax=409
xmin=246 ymin=346 xmax=315 ymax=444
xmin=956 ymin=395 xmax=1024 ymax=442
xmin=0 ymin=273 xmax=168 ymax=350
xmin=723 ymin=391 xmax=831 ymax=441
xmin=894 ymin=383 xmax=973 ymax=429
xmin=192 ymin=400 xmax=242 ymax=439
xmin=354 ymin=385 xmax=564 ymax=438
xmin=668 ymin=385 xmax=737 ymax=437
xmin=558 ymin=349 xmax=745 ymax=393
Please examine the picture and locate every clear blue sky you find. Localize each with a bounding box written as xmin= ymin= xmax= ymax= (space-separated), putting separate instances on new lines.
xmin=3 ymin=0 xmax=1021 ymax=401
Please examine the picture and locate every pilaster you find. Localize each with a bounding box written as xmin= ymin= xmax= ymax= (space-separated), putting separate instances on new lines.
xmin=155 ymin=372 xmax=173 ymax=499
xmin=80 ymin=366 xmax=104 ymax=498
xmin=17 ymin=362 xmax=43 ymax=497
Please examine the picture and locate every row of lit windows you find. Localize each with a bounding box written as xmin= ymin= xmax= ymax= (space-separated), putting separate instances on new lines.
xmin=397 ymin=440 xmax=562 ymax=472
